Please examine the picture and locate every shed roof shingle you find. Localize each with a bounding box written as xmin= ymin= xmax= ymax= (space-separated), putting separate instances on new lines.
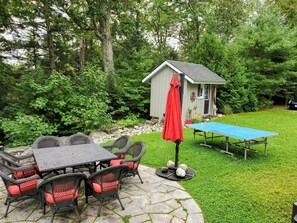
xmin=166 ymin=60 xmax=226 ymax=84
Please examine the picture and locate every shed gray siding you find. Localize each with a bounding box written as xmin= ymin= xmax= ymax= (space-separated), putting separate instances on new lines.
xmin=183 ymin=83 xmax=215 ymax=119
xmin=150 ymin=66 xmax=176 ymax=119
xmin=145 ymin=60 xmax=224 ymax=123
xmin=184 ymin=82 xmax=204 ymax=118
xmin=150 ymin=67 xmax=214 ymax=122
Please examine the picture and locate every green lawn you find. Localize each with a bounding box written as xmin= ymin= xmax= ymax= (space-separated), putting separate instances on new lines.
xmin=132 ymin=107 xmax=297 ymax=223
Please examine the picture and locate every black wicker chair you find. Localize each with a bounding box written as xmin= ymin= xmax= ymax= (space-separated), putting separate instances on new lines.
xmin=65 ymin=133 xmax=95 ymax=173
xmin=37 ymin=173 xmax=86 ymax=223
xmin=100 ymin=135 xmax=131 ymax=168
xmin=109 ymin=142 xmax=146 ymax=184
xmin=102 ymin=135 xmax=131 ymax=157
xmin=65 ymin=133 xmax=94 ymax=145
xmin=85 ymin=165 xmax=129 ymax=216
xmin=0 ymin=152 xmax=37 ymax=178
xmin=32 ymin=136 xmax=65 ymax=175
xmin=0 ymin=147 xmax=35 ymax=166
xmin=0 ymin=165 xmax=40 ymax=218
xmin=32 ymin=136 xmax=64 ymax=149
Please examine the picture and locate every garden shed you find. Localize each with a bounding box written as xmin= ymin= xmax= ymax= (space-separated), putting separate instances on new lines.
xmin=142 ymin=60 xmax=226 ymax=123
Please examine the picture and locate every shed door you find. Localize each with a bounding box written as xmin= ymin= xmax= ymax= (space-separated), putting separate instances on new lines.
xmin=204 ymin=85 xmax=210 ymax=114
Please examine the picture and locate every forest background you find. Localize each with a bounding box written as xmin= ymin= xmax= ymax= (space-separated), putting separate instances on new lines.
xmin=0 ymin=0 xmax=296 ymax=146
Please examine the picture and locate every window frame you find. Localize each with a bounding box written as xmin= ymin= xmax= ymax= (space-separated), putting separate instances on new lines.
xmin=197 ymin=84 xmax=203 ymax=98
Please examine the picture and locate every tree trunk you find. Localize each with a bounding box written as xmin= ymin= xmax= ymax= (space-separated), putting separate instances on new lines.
xmin=43 ymin=0 xmax=56 ymax=72
xmin=32 ymin=28 xmax=38 ymax=69
xmin=99 ymin=3 xmax=114 ymax=74
xmin=89 ymin=1 xmax=114 ymax=74
xmin=79 ymin=36 xmax=85 ymax=75
xmin=47 ymin=22 xmax=56 ymax=72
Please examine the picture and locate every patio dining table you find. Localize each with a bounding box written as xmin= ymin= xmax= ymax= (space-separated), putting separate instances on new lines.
xmin=33 ymin=143 xmax=117 ymax=172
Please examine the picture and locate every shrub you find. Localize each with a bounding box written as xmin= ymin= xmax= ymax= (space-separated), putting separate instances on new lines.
xmin=192 ymin=114 xmax=203 ymax=123
xmin=0 ymin=67 xmax=112 ymax=144
xmin=26 ymin=69 xmax=111 ymax=134
xmin=222 ymin=105 xmax=233 ymax=115
xmin=116 ymin=114 xmax=143 ymax=127
xmin=61 ymin=94 xmax=112 ymax=133
xmin=1 ymin=113 xmax=57 ymax=147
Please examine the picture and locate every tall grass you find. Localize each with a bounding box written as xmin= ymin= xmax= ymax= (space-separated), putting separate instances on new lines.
xmin=133 ymin=108 xmax=297 ymax=223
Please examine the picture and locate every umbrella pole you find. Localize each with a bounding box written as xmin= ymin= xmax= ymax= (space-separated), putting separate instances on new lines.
xmin=179 ymin=73 xmax=185 ymax=109
xmin=175 ymin=140 xmax=180 ymax=169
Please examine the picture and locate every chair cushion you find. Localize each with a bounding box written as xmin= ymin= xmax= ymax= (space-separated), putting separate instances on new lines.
xmin=110 ymin=159 xmax=138 ymax=170
xmin=92 ymin=181 xmax=119 ymax=193
xmin=45 ymin=189 xmax=79 ymax=204
xmin=8 ymin=174 xmax=40 ymax=195
xmin=102 ymin=172 xmax=115 ymax=181
xmin=13 ymin=169 xmax=35 ymax=179
xmin=117 ymin=154 xmax=125 ymax=159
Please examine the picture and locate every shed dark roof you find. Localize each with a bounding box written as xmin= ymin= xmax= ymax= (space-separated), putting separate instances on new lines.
xmin=142 ymin=60 xmax=226 ymax=84
xmin=166 ymin=60 xmax=226 ymax=84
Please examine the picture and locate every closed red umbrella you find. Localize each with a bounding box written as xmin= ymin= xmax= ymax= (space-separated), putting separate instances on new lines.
xmin=162 ymin=74 xmax=183 ymax=168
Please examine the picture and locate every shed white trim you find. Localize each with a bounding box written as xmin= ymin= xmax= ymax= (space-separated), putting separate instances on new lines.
xmin=192 ymin=81 xmax=226 ymax=85
xmin=185 ymin=75 xmax=194 ymax=83
xmin=142 ymin=61 xmax=183 ymax=83
xmin=142 ymin=60 xmax=225 ymax=85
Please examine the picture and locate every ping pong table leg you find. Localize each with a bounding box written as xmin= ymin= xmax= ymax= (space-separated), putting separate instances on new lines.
xmin=225 ymin=137 xmax=233 ymax=156
xmin=244 ymin=141 xmax=247 ymax=160
xmin=193 ymin=129 xmax=201 ymax=141
xmin=226 ymin=137 xmax=229 ymax=152
xmin=264 ymin=137 xmax=268 ymax=156
xmin=220 ymin=137 xmax=233 ymax=157
xmin=200 ymin=132 xmax=212 ymax=148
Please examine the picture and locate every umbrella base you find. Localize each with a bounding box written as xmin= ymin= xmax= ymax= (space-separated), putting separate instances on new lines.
xmin=155 ymin=167 xmax=196 ymax=181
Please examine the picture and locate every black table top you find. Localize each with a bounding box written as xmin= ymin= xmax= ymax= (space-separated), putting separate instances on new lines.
xmin=33 ymin=143 xmax=117 ymax=172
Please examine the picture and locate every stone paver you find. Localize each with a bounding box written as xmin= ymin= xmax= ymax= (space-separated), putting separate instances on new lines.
xmin=187 ymin=213 xmax=205 ymax=223
xmin=0 ymin=165 xmax=204 ymax=223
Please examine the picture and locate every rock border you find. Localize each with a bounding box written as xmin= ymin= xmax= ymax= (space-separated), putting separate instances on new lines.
xmin=90 ymin=122 xmax=163 ymax=144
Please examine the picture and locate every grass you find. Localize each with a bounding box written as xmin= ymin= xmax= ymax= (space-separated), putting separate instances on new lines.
xmin=132 ymin=107 xmax=297 ymax=223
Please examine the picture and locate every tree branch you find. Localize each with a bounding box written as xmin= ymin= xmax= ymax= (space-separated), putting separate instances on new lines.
xmin=92 ymin=18 xmax=103 ymax=42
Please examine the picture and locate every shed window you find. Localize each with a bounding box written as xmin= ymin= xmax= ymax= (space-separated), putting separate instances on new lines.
xmin=197 ymin=84 xmax=203 ymax=98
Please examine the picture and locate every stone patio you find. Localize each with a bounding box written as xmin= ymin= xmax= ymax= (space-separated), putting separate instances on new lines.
xmin=0 ymin=165 xmax=204 ymax=223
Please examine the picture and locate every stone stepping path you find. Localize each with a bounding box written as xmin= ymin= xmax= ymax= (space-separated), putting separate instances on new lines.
xmin=0 ymin=165 xmax=204 ymax=223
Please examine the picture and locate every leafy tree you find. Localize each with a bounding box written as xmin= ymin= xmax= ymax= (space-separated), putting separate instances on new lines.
xmin=117 ymin=49 xmax=154 ymax=118
xmin=113 ymin=0 xmax=147 ymax=66
xmin=111 ymin=0 xmax=154 ymax=119
xmin=0 ymin=62 xmax=14 ymax=112
xmin=207 ymin=0 xmax=258 ymax=41
xmin=0 ymin=1 xmax=79 ymax=72
xmin=189 ymin=32 xmax=225 ymax=73
xmin=141 ymin=0 xmax=179 ymax=66
xmin=178 ymin=0 xmax=209 ymax=55
xmin=0 ymin=0 xmax=10 ymax=32
xmin=55 ymin=0 xmax=102 ymax=74
xmin=142 ymin=0 xmax=178 ymax=50
xmin=218 ymin=45 xmax=258 ymax=113
xmin=190 ymin=32 xmax=257 ymax=113
xmin=273 ymin=0 xmax=297 ymax=26
xmin=60 ymin=0 xmax=150 ymax=77
xmin=234 ymin=5 xmax=297 ymax=107
xmin=82 ymin=0 xmax=115 ymax=73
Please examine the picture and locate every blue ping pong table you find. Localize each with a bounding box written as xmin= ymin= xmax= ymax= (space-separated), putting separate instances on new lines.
xmin=186 ymin=122 xmax=278 ymax=160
